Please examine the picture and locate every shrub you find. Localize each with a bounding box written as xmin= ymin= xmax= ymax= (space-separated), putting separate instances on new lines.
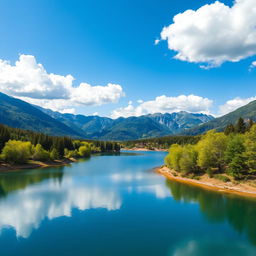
xmin=32 ymin=144 xmax=50 ymax=162
xmin=1 ymin=140 xmax=32 ymax=164
xmin=78 ymin=145 xmax=91 ymax=158
xmin=65 ymin=149 xmax=80 ymax=158
xmin=50 ymin=148 xmax=60 ymax=160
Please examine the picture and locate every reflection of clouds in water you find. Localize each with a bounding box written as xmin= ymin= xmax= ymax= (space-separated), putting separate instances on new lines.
xmin=136 ymin=184 xmax=171 ymax=199
xmin=110 ymin=171 xmax=171 ymax=199
xmin=110 ymin=172 xmax=144 ymax=182
xmin=170 ymin=239 xmax=256 ymax=256
xmin=0 ymin=177 xmax=121 ymax=238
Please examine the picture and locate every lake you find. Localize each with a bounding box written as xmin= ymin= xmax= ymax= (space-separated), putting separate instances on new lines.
xmin=0 ymin=151 xmax=256 ymax=256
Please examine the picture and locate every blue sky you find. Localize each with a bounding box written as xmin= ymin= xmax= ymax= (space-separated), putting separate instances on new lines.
xmin=0 ymin=0 xmax=255 ymax=117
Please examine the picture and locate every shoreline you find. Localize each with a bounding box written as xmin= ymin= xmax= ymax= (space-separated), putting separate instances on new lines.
xmin=156 ymin=166 xmax=256 ymax=198
xmin=0 ymin=158 xmax=77 ymax=173
xmin=0 ymin=150 xmax=119 ymax=173
xmin=122 ymin=147 xmax=168 ymax=152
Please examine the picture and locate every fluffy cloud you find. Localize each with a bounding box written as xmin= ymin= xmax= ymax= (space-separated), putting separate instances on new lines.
xmin=219 ymin=96 xmax=256 ymax=115
xmin=160 ymin=0 xmax=256 ymax=68
xmin=111 ymin=95 xmax=213 ymax=118
xmin=0 ymin=55 xmax=124 ymax=112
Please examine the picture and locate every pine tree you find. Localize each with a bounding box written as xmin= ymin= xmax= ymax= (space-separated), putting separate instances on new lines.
xmin=235 ymin=117 xmax=246 ymax=134
xmin=0 ymin=124 xmax=10 ymax=151
xmin=224 ymin=123 xmax=235 ymax=135
xmin=247 ymin=119 xmax=254 ymax=131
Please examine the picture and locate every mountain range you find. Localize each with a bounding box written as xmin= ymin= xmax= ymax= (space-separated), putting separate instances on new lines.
xmin=37 ymin=106 xmax=213 ymax=140
xmin=0 ymin=92 xmax=213 ymax=140
xmin=0 ymin=91 xmax=255 ymax=140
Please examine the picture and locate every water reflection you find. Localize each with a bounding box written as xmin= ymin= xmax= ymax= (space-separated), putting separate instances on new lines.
xmin=0 ymin=167 xmax=64 ymax=197
xmin=1 ymin=151 xmax=256 ymax=256
xmin=0 ymin=165 xmax=121 ymax=238
xmin=165 ymin=179 xmax=256 ymax=245
xmin=169 ymin=239 xmax=256 ymax=256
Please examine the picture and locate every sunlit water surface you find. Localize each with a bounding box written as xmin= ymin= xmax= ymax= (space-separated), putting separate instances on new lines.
xmin=0 ymin=151 xmax=256 ymax=256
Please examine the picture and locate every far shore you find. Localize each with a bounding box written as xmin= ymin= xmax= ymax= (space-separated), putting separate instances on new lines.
xmin=156 ymin=166 xmax=256 ymax=198
xmin=122 ymin=147 xmax=168 ymax=152
xmin=0 ymin=158 xmax=77 ymax=173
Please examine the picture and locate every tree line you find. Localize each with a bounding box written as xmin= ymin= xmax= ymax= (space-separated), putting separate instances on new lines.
xmin=165 ymin=118 xmax=256 ymax=180
xmin=121 ymin=135 xmax=201 ymax=150
xmin=0 ymin=124 xmax=120 ymax=164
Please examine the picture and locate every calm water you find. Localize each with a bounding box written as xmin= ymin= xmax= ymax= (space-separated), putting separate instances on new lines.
xmin=0 ymin=151 xmax=256 ymax=256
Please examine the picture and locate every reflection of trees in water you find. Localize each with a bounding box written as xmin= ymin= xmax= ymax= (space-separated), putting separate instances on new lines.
xmin=165 ymin=179 xmax=256 ymax=245
xmin=0 ymin=167 xmax=64 ymax=197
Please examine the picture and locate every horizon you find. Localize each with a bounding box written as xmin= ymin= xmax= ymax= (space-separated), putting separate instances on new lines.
xmin=0 ymin=0 xmax=255 ymax=118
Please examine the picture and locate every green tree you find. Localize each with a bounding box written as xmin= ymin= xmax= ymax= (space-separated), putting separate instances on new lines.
xmin=224 ymin=134 xmax=246 ymax=178
xmin=247 ymin=119 xmax=254 ymax=131
xmin=78 ymin=142 xmax=91 ymax=158
xmin=244 ymin=124 xmax=256 ymax=174
xmin=32 ymin=144 xmax=50 ymax=162
xmin=225 ymin=134 xmax=245 ymax=163
xmin=50 ymin=148 xmax=60 ymax=160
xmin=197 ymin=130 xmax=228 ymax=171
xmin=228 ymin=155 xmax=246 ymax=179
xmin=1 ymin=140 xmax=32 ymax=164
xmin=0 ymin=125 xmax=10 ymax=151
xmin=165 ymin=144 xmax=183 ymax=171
xmin=65 ymin=149 xmax=80 ymax=158
xmin=224 ymin=124 xmax=235 ymax=135
xmin=179 ymin=145 xmax=198 ymax=174
xmin=235 ymin=117 xmax=246 ymax=134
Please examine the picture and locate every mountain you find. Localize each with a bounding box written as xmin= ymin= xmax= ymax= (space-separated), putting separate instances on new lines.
xmin=96 ymin=116 xmax=172 ymax=141
xmin=184 ymin=100 xmax=256 ymax=135
xmin=0 ymin=92 xmax=213 ymax=140
xmin=38 ymin=106 xmax=213 ymax=140
xmin=147 ymin=112 xmax=214 ymax=134
xmin=0 ymin=92 xmax=82 ymax=137
xmin=37 ymin=107 xmax=113 ymax=137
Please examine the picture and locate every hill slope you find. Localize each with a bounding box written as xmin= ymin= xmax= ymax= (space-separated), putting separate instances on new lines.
xmin=0 ymin=92 xmax=82 ymax=137
xmin=184 ymin=100 xmax=256 ymax=135
xmin=39 ymin=107 xmax=213 ymax=140
xmin=0 ymin=92 xmax=213 ymax=140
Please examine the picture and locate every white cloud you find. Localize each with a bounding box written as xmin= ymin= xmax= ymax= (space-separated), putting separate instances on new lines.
xmin=0 ymin=55 xmax=124 ymax=113
xmin=60 ymin=108 xmax=76 ymax=114
xmin=219 ymin=96 xmax=256 ymax=115
xmin=160 ymin=0 xmax=256 ymax=68
xmin=111 ymin=95 xmax=213 ymax=118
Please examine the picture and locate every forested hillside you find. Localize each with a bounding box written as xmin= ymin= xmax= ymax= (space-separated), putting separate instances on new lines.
xmin=0 ymin=92 xmax=82 ymax=137
xmin=184 ymin=100 xmax=256 ymax=135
